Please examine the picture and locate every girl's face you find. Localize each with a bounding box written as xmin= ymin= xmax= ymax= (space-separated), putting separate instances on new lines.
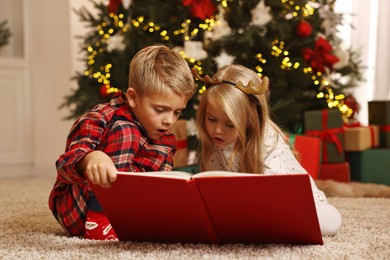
xmin=204 ymin=101 xmax=239 ymax=148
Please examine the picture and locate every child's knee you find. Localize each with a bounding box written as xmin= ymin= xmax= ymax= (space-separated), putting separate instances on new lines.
xmin=316 ymin=202 xmax=342 ymax=236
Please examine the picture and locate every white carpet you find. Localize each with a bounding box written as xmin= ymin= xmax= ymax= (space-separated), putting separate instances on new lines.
xmin=1 ymin=174 xmax=390 ymax=259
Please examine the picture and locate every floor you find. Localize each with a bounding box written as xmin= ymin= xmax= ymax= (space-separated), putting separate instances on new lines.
xmin=0 ymin=164 xmax=55 ymax=178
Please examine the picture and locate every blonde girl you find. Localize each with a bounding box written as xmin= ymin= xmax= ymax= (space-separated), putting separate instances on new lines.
xmin=194 ymin=64 xmax=342 ymax=236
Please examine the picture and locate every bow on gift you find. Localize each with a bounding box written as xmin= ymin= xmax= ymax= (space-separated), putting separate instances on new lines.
xmin=182 ymin=0 xmax=217 ymax=20
xmin=301 ymin=37 xmax=340 ymax=73
xmin=305 ymin=110 xmax=343 ymax=163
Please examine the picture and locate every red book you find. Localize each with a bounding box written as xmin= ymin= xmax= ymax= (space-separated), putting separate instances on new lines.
xmin=90 ymin=171 xmax=323 ymax=245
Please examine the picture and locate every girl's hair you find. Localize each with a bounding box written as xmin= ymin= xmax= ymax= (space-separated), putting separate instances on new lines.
xmin=196 ymin=64 xmax=282 ymax=173
xmin=129 ymin=45 xmax=196 ymax=99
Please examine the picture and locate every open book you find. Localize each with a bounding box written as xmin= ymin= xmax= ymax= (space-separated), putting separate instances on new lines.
xmin=89 ymin=171 xmax=323 ymax=245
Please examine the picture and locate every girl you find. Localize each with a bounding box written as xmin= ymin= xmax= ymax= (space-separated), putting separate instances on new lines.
xmin=194 ymin=64 xmax=342 ymax=236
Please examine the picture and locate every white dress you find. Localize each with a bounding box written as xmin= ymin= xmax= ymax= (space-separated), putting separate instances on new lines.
xmin=207 ymin=124 xmax=342 ymax=236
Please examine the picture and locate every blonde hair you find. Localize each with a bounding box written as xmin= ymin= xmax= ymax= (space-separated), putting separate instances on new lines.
xmin=196 ymin=64 xmax=282 ymax=173
xmin=129 ymin=45 xmax=196 ymax=99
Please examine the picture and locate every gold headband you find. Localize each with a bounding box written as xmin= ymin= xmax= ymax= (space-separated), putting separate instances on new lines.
xmin=191 ymin=68 xmax=269 ymax=95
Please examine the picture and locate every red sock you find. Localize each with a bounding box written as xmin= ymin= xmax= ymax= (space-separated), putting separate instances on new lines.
xmin=84 ymin=210 xmax=118 ymax=241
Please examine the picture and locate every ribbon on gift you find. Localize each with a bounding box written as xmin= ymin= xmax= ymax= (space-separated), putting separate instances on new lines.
xmin=369 ymin=125 xmax=378 ymax=147
xmin=305 ymin=110 xmax=343 ymax=163
xmin=381 ymin=125 xmax=390 ymax=132
xmin=344 ymin=122 xmax=361 ymax=127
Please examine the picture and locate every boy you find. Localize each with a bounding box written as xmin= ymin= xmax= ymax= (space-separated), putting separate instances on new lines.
xmin=49 ymin=45 xmax=196 ymax=240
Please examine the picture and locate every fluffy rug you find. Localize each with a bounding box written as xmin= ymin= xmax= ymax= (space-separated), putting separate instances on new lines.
xmin=315 ymin=179 xmax=390 ymax=198
xmin=1 ymin=174 xmax=390 ymax=259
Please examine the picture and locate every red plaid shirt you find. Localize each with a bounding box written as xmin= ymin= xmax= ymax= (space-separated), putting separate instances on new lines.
xmin=48 ymin=93 xmax=176 ymax=236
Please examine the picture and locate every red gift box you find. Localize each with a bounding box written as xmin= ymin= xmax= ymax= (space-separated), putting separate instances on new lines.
xmin=319 ymin=162 xmax=350 ymax=183
xmin=287 ymin=134 xmax=321 ymax=179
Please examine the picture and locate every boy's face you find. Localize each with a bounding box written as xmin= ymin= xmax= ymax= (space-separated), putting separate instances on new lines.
xmin=127 ymin=87 xmax=187 ymax=140
xmin=204 ymin=101 xmax=239 ymax=148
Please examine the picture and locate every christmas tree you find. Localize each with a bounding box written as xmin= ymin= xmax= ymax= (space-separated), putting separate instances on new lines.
xmin=62 ymin=0 xmax=362 ymax=132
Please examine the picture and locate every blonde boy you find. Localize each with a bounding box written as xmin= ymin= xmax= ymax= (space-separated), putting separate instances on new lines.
xmin=49 ymin=45 xmax=196 ymax=240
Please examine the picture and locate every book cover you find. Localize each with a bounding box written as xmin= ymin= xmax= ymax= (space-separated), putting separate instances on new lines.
xmin=90 ymin=171 xmax=323 ymax=245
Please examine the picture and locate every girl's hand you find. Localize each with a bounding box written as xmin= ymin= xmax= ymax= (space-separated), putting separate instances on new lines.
xmin=77 ymin=151 xmax=117 ymax=188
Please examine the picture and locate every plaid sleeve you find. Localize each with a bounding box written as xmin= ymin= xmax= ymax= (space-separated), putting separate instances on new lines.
xmin=56 ymin=111 xmax=108 ymax=184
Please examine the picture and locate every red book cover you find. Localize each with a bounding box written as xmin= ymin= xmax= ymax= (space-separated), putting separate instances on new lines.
xmin=91 ymin=173 xmax=215 ymax=243
xmin=90 ymin=171 xmax=323 ymax=245
xmin=195 ymin=174 xmax=322 ymax=244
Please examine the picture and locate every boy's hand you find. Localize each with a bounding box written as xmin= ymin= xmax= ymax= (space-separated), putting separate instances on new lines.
xmin=77 ymin=151 xmax=117 ymax=188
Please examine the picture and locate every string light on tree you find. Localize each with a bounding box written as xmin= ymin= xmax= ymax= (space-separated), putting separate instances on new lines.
xmin=62 ymin=0 xmax=363 ymax=130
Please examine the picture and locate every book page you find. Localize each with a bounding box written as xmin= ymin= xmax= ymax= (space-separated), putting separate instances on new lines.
xmin=193 ymin=171 xmax=260 ymax=178
xmin=117 ymin=171 xmax=192 ymax=180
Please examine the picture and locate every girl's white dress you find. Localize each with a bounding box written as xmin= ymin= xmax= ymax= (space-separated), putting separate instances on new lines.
xmin=207 ymin=124 xmax=342 ymax=236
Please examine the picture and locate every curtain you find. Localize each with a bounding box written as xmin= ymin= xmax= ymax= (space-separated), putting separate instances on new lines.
xmin=347 ymin=0 xmax=390 ymax=124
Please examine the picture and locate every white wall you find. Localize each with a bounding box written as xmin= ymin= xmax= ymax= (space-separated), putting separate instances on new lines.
xmin=69 ymin=0 xmax=97 ymax=75
xmin=374 ymin=0 xmax=390 ymax=100
xmin=28 ymin=0 xmax=73 ymax=171
xmin=349 ymin=0 xmax=378 ymax=125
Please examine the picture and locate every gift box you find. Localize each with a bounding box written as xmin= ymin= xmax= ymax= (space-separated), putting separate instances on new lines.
xmin=304 ymin=109 xmax=345 ymax=163
xmin=319 ymin=162 xmax=350 ymax=183
xmin=287 ymin=134 xmax=321 ymax=179
xmin=368 ymin=100 xmax=390 ymax=124
xmin=348 ymin=148 xmax=390 ymax=186
xmin=170 ymin=120 xmax=188 ymax=168
xmin=368 ymin=101 xmax=390 ymax=147
xmin=344 ymin=125 xmax=380 ymax=151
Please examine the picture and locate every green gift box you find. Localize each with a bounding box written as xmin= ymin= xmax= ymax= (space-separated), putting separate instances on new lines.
xmin=368 ymin=101 xmax=390 ymax=147
xmin=348 ymin=148 xmax=390 ymax=185
xmin=304 ymin=109 xmax=345 ymax=163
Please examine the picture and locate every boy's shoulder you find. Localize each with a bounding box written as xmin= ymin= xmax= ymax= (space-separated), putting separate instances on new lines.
xmin=88 ymin=93 xmax=132 ymax=122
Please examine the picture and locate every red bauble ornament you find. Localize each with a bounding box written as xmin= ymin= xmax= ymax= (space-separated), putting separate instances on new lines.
xmin=296 ymin=20 xmax=312 ymax=38
xmin=344 ymin=94 xmax=360 ymax=118
xmin=182 ymin=0 xmax=217 ymax=20
xmin=108 ymin=0 xmax=122 ymax=14
xmin=99 ymin=84 xmax=111 ymax=98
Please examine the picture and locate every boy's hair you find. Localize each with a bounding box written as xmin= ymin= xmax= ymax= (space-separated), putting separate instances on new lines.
xmin=129 ymin=45 xmax=196 ymax=99
xmin=196 ymin=64 xmax=282 ymax=173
